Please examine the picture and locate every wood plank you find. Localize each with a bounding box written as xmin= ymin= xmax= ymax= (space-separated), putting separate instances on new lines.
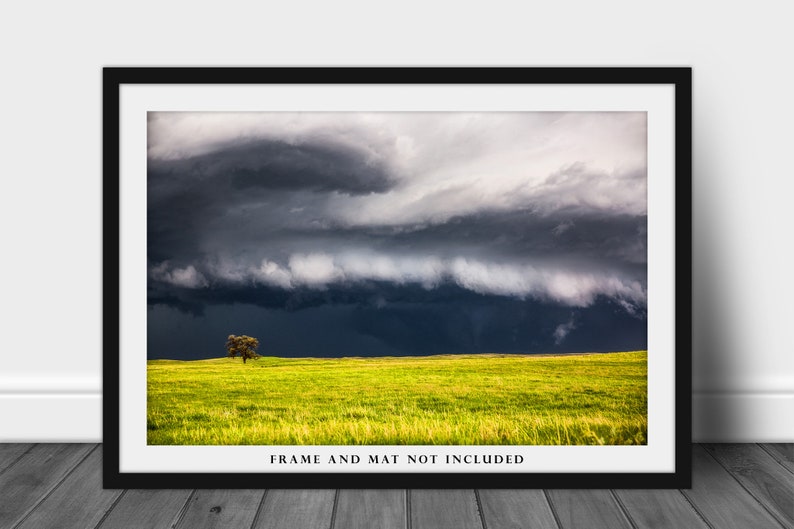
xmin=97 ymin=489 xmax=193 ymax=529
xmin=252 ymin=489 xmax=336 ymax=529
xmin=477 ymin=489 xmax=558 ymax=529
xmin=410 ymin=490 xmax=482 ymax=529
xmin=704 ymin=443 xmax=794 ymax=528
xmin=334 ymin=489 xmax=406 ymax=529
xmin=0 ymin=443 xmax=94 ymax=528
xmin=545 ymin=490 xmax=631 ymax=529
xmin=0 ymin=443 xmax=32 ymax=474
xmin=16 ymin=446 xmax=122 ymax=529
xmin=681 ymin=444 xmax=786 ymax=529
xmin=614 ymin=489 xmax=708 ymax=529
xmin=175 ymin=489 xmax=265 ymax=529
xmin=761 ymin=443 xmax=794 ymax=474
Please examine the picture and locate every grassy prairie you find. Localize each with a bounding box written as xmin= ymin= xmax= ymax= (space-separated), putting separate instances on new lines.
xmin=147 ymin=351 xmax=647 ymax=445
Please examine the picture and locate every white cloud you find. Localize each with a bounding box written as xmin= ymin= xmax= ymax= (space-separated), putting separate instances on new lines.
xmin=150 ymin=262 xmax=208 ymax=289
xmin=250 ymin=260 xmax=292 ymax=289
xmin=288 ymin=253 xmax=343 ymax=287
xmin=193 ymin=252 xmax=646 ymax=310
xmin=552 ymin=220 xmax=574 ymax=236
xmin=336 ymin=253 xmax=445 ymax=288
xmin=554 ymin=317 xmax=577 ymax=345
xmin=449 ymin=258 xmax=645 ymax=307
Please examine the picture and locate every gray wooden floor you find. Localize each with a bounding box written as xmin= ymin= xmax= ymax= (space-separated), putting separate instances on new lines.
xmin=0 ymin=444 xmax=790 ymax=529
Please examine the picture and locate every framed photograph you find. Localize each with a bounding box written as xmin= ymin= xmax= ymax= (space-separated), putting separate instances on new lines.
xmin=104 ymin=67 xmax=691 ymax=488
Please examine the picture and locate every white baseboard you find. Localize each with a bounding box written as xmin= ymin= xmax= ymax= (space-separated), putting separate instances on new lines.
xmin=692 ymin=392 xmax=794 ymax=442
xmin=0 ymin=392 xmax=791 ymax=442
xmin=0 ymin=394 xmax=102 ymax=442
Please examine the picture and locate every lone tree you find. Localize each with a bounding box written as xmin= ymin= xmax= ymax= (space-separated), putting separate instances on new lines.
xmin=225 ymin=334 xmax=260 ymax=363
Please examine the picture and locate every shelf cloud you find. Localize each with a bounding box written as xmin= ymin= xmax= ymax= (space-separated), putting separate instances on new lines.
xmin=147 ymin=111 xmax=647 ymax=358
xmin=153 ymin=252 xmax=645 ymax=310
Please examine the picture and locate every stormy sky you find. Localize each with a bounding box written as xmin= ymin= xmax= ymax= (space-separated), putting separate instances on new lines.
xmin=147 ymin=112 xmax=647 ymax=359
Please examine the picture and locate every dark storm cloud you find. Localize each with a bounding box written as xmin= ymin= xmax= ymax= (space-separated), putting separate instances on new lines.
xmin=149 ymin=138 xmax=395 ymax=195
xmin=147 ymin=202 xmax=647 ymax=312
xmin=150 ymin=189 xmax=647 ymax=270
xmin=358 ymin=209 xmax=648 ymax=266
xmin=147 ymin=137 xmax=396 ymax=263
xmin=147 ymin=293 xmax=646 ymax=359
xmin=150 ymin=279 xmax=536 ymax=316
xmin=147 ymin=112 xmax=648 ymax=357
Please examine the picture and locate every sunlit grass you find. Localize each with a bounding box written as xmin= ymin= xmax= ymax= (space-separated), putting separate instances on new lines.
xmin=147 ymin=351 xmax=647 ymax=445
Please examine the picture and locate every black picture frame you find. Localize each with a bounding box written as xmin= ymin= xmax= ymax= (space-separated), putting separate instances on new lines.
xmin=103 ymin=67 xmax=692 ymax=489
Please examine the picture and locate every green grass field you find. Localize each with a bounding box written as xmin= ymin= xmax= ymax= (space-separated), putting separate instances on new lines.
xmin=147 ymin=351 xmax=647 ymax=446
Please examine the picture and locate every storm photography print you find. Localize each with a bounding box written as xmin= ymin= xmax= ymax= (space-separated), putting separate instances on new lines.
xmin=146 ymin=111 xmax=648 ymax=448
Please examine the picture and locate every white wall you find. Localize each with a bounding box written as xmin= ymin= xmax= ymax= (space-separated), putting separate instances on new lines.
xmin=0 ymin=1 xmax=791 ymax=442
